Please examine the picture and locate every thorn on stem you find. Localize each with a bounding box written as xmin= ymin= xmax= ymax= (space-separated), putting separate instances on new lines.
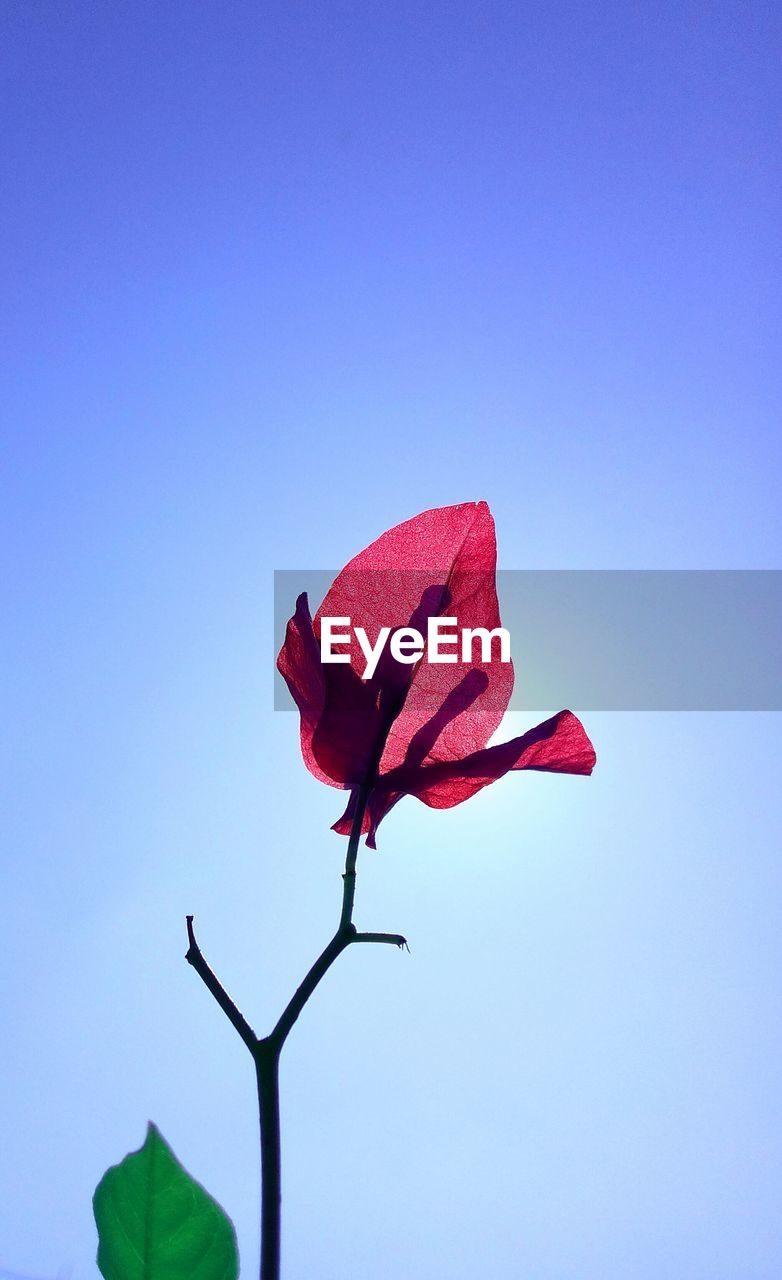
xmin=185 ymin=914 xmax=197 ymax=961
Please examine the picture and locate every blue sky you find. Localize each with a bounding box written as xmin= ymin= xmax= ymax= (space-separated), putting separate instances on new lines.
xmin=1 ymin=3 xmax=780 ymax=1277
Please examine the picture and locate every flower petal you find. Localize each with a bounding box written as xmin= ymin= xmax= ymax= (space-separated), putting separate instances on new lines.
xmin=331 ymin=787 xmax=401 ymax=849
xmin=313 ymin=501 xmax=515 ymax=783
xmin=276 ymin=593 xmax=332 ymax=786
xmin=277 ymin=505 xmax=596 ymax=845
xmin=378 ymin=710 xmax=596 ymax=810
xmin=277 ymin=591 xmax=386 ymax=787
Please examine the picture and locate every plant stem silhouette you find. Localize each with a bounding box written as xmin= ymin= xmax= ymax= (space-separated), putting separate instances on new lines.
xmin=185 ymin=783 xmax=407 ymax=1280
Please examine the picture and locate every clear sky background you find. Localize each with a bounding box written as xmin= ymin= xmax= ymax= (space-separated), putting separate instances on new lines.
xmin=1 ymin=2 xmax=780 ymax=1277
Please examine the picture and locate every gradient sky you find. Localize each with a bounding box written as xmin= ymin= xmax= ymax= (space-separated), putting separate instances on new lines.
xmin=1 ymin=3 xmax=780 ymax=1278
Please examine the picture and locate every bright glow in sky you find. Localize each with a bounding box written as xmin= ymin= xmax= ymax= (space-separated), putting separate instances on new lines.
xmin=1 ymin=3 xmax=780 ymax=1277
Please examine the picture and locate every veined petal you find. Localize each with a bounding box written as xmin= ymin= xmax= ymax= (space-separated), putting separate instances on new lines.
xmin=276 ymin=504 xmax=596 ymax=844
xmin=313 ymin=501 xmax=515 ymax=784
xmin=377 ymin=711 xmax=596 ymax=810
xmin=276 ymin=593 xmax=333 ymax=786
xmin=277 ymin=591 xmax=385 ymax=787
xmin=331 ymin=787 xmax=402 ymax=849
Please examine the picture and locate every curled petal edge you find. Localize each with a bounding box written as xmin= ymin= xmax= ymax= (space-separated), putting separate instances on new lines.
xmin=332 ymin=711 xmax=595 ymax=845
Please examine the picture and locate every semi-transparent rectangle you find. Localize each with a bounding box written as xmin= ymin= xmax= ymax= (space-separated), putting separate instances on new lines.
xmin=273 ymin=570 xmax=782 ymax=711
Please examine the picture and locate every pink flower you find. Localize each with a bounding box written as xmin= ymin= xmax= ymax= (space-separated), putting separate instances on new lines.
xmin=278 ymin=501 xmax=595 ymax=846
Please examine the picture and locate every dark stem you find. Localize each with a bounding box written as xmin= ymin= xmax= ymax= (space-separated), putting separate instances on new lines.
xmin=185 ymin=780 xmax=407 ymax=1280
xmin=271 ymin=783 xmax=372 ymax=1046
xmin=354 ymin=931 xmax=409 ymax=949
xmin=256 ymin=1039 xmax=282 ymax=1280
xmin=270 ymin=927 xmax=354 ymax=1045
xmin=185 ymin=915 xmax=257 ymax=1054
xmin=339 ymin=781 xmax=370 ymax=930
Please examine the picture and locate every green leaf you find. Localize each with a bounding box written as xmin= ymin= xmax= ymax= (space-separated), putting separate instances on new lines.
xmin=93 ymin=1122 xmax=239 ymax=1280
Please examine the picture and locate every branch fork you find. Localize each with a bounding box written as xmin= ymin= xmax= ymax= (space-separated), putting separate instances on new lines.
xmin=185 ymin=785 xmax=407 ymax=1280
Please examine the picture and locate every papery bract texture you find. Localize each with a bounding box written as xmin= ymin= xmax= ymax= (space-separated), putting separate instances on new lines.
xmin=277 ymin=501 xmax=595 ymax=844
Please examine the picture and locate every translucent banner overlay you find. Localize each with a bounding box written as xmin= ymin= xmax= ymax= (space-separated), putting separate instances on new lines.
xmin=274 ymin=570 xmax=782 ymax=711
